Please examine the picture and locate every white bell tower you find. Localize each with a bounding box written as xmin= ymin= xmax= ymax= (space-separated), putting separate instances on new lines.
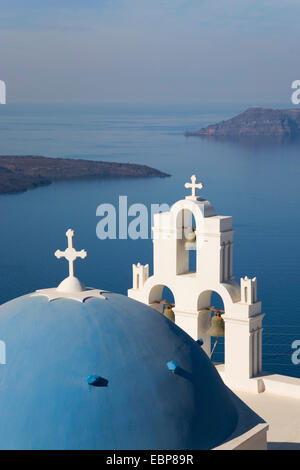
xmin=128 ymin=176 xmax=265 ymax=392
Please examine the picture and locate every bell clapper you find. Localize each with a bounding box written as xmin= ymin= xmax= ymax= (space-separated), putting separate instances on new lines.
xmin=210 ymin=337 xmax=219 ymax=359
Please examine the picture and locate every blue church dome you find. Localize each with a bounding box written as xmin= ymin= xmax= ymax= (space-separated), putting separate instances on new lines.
xmin=0 ymin=290 xmax=239 ymax=450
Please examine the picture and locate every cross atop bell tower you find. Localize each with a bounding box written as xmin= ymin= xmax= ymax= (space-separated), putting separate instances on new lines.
xmin=184 ymin=175 xmax=204 ymax=200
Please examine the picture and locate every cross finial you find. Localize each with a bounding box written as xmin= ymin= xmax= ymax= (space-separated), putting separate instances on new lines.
xmin=184 ymin=175 xmax=204 ymax=199
xmin=55 ymin=229 xmax=87 ymax=278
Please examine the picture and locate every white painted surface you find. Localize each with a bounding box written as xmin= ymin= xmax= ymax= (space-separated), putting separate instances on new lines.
xmin=214 ymin=424 xmax=268 ymax=450
xmin=128 ymin=176 xmax=264 ymax=387
xmin=262 ymin=374 xmax=300 ymax=399
xmin=237 ymin=390 xmax=300 ymax=449
xmin=31 ymin=287 xmax=107 ymax=303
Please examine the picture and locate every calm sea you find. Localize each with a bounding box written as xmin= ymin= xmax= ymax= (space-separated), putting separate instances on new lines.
xmin=0 ymin=103 xmax=299 ymax=377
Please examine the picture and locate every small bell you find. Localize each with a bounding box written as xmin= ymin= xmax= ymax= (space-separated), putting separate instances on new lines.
xmin=163 ymin=302 xmax=175 ymax=323
xmin=184 ymin=227 xmax=196 ymax=250
xmin=207 ymin=310 xmax=225 ymax=359
xmin=207 ymin=312 xmax=225 ymax=338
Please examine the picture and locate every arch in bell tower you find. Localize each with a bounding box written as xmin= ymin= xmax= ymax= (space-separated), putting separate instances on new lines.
xmin=128 ymin=175 xmax=265 ymax=391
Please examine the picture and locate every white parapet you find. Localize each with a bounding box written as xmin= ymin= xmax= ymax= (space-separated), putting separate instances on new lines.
xmin=262 ymin=374 xmax=300 ymax=399
xmin=240 ymin=276 xmax=257 ymax=304
xmin=132 ymin=263 xmax=149 ymax=290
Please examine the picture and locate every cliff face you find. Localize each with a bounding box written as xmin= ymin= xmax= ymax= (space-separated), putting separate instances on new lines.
xmin=185 ymin=107 xmax=300 ymax=138
xmin=0 ymin=155 xmax=169 ymax=194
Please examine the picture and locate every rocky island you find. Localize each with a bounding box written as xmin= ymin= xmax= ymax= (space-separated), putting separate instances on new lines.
xmin=0 ymin=155 xmax=169 ymax=194
xmin=185 ymin=107 xmax=300 ymax=139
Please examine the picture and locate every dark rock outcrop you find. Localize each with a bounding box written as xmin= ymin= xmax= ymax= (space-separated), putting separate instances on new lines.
xmin=185 ymin=107 xmax=300 ymax=138
xmin=0 ymin=155 xmax=169 ymax=194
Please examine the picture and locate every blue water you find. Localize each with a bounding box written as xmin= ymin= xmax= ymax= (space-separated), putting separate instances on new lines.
xmin=0 ymin=103 xmax=299 ymax=377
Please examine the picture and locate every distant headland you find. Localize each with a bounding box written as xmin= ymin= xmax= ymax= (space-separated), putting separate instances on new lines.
xmin=184 ymin=107 xmax=300 ymax=139
xmin=0 ymin=155 xmax=169 ymax=194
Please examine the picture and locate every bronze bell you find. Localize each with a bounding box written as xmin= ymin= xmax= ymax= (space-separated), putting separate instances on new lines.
xmin=184 ymin=226 xmax=196 ymax=250
xmin=163 ymin=303 xmax=175 ymax=323
xmin=207 ymin=312 xmax=225 ymax=338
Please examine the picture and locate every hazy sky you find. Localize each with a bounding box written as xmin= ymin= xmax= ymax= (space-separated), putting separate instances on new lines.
xmin=0 ymin=0 xmax=299 ymax=104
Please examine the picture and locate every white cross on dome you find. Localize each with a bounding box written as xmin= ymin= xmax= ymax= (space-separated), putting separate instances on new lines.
xmin=55 ymin=229 xmax=87 ymax=278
